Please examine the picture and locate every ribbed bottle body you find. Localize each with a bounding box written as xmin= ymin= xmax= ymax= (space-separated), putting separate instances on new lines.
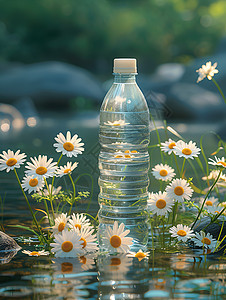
xmin=98 ymin=74 xmax=150 ymax=251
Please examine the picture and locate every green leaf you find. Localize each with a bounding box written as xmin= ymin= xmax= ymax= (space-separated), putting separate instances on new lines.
xmin=8 ymin=225 xmax=39 ymax=236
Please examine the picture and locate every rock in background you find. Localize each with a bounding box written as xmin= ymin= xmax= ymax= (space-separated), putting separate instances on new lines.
xmin=0 ymin=61 xmax=105 ymax=106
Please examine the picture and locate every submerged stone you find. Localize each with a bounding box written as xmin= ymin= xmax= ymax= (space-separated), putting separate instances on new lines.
xmin=0 ymin=231 xmax=21 ymax=252
xmin=0 ymin=249 xmax=19 ymax=264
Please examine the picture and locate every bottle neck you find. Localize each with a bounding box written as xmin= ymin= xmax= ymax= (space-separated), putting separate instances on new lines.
xmin=113 ymin=73 xmax=137 ymax=83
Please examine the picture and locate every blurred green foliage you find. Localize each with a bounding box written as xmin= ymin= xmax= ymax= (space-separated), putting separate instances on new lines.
xmin=0 ymin=0 xmax=225 ymax=73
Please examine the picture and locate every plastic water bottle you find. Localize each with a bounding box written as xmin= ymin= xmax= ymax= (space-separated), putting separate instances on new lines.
xmin=98 ymin=58 xmax=150 ymax=251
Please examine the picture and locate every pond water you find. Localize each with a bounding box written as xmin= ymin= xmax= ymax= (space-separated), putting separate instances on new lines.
xmin=0 ymin=112 xmax=225 ymax=299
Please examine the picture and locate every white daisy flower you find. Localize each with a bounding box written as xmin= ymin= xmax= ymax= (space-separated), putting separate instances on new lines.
xmin=169 ymin=224 xmax=195 ymax=242
xmin=38 ymin=184 xmax=62 ymax=196
xmin=53 ymin=131 xmax=84 ymax=158
xmin=105 ymin=221 xmax=133 ymax=253
xmin=77 ymin=226 xmax=98 ymax=253
xmin=174 ymin=141 xmax=201 ymax=159
xmin=196 ymin=61 xmax=218 ymax=83
xmin=160 ymin=139 xmax=177 ymax=155
xmin=192 ymin=231 xmax=218 ymax=250
xmin=208 ymin=156 xmax=226 ymax=169
xmin=69 ymin=213 xmax=91 ymax=231
xmin=21 ymin=175 xmax=44 ymax=194
xmin=206 ymin=205 xmax=222 ymax=215
xmin=0 ymin=149 xmax=26 ymax=172
xmin=50 ymin=230 xmax=83 ymax=258
xmin=151 ymin=163 xmax=175 ymax=181
xmin=200 ymin=196 xmax=219 ymax=208
xmin=25 ymin=155 xmax=57 ymax=179
xmin=22 ymin=250 xmax=49 ymax=256
xmin=148 ymin=191 xmax=174 ymax=216
xmin=202 ymin=170 xmax=226 ymax=181
xmin=166 ymin=178 xmax=193 ymax=203
xmin=51 ymin=213 xmax=70 ymax=234
xmin=127 ymin=249 xmax=150 ymax=261
xmin=104 ymin=120 xmax=129 ymax=126
xmin=55 ymin=162 xmax=78 ymax=177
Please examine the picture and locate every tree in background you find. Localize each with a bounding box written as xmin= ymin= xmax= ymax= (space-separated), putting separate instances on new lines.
xmin=0 ymin=0 xmax=225 ymax=74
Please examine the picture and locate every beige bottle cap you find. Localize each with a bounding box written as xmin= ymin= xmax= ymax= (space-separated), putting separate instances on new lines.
xmin=113 ymin=58 xmax=137 ymax=73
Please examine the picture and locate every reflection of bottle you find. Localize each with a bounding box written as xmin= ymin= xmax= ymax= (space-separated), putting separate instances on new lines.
xmin=98 ymin=58 xmax=150 ymax=251
xmin=97 ymin=253 xmax=149 ymax=299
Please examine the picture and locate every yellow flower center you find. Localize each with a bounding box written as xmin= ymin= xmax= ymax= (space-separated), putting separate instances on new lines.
xmin=174 ymin=186 xmax=184 ymax=196
xmin=110 ymin=235 xmax=121 ymax=248
xmin=61 ymin=262 xmax=73 ymax=273
xmin=63 ymin=142 xmax=74 ymax=152
xmin=217 ymin=161 xmax=226 ymax=167
xmin=80 ymin=256 xmax=87 ymax=264
xmin=110 ymin=257 xmax=121 ymax=266
xmin=115 ymin=155 xmax=123 ymax=158
xmin=36 ymin=166 xmax=47 ymax=175
xmin=61 ymin=241 xmax=73 ymax=252
xmin=80 ymin=237 xmax=87 ymax=248
xmin=58 ymin=222 xmax=65 ymax=232
xmin=6 ymin=158 xmax=17 ymax=167
xmin=177 ymin=230 xmax=187 ymax=237
xmin=168 ymin=142 xmax=176 ymax=149
xmin=159 ymin=169 xmax=168 ymax=177
xmin=124 ymin=154 xmax=131 ymax=158
xmin=75 ymin=224 xmax=81 ymax=230
xmin=156 ymin=199 xmax=167 ymax=209
xmin=131 ymin=150 xmax=138 ymax=153
xmin=182 ymin=148 xmax=192 ymax=155
xmin=135 ymin=252 xmax=146 ymax=260
xmin=206 ymin=200 xmax=213 ymax=206
xmin=30 ymin=251 xmax=40 ymax=256
xmin=201 ymin=237 xmax=211 ymax=245
xmin=124 ymin=150 xmax=130 ymax=153
xmin=113 ymin=123 xmax=121 ymax=126
xmin=63 ymin=168 xmax=71 ymax=174
xmin=29 ymin=178 xmax=39 ymax=187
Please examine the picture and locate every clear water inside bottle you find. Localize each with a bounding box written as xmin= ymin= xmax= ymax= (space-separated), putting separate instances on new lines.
xmin=98 ymin=73 xmax=150 ymax=251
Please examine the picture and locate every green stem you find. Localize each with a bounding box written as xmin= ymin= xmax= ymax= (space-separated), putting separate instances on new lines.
xmin=173 ymin=153 xmax=180 ymax=177
xmin=172 ymin=201 xmax=178 ymax=226
xmin=68 ymin=173 xmax=76 ymax=215
xmin=150 ymin=220 xmax=155 ymax=250
xmin=41 ymin=191 xmax=51 ymax=226
xmin=73 ymin=173 xmax=94 ymax=213
xmin=212 ymin=78 xmax=226 ymax=104
xmin=162 ymin=217 xmax=165 ymax=248
xmin=180 ymin=157 xmax=186 ymax=178
xmin=44 ymin=178 xmax=55 ymax=219
xmin=14 ymin=169 xmax=47 ymax=244
xmin=49 ymin=153 xmax=63 ymax=214
xmin=191 ymin=169 xmax=222 ymax=229
xmin=150 ymin=113 xmax=164 ymax=163
xmin=50 ymin=153 xmax=63 ymax=196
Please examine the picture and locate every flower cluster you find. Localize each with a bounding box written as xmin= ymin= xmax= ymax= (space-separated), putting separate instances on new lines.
xmin=0 ymin=131 xmax=84 ymax=195
xmin=149 ymin=136 xmax=225 ymax=252
xmin=50 ymin=213 xmax=98 ymax=258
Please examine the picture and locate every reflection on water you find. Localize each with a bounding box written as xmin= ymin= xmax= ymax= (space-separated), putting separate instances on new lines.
xmin=0 ymin=248 xmax=225 ymax=299
xmin=0 ymin=116 xmax=225 ymax=298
